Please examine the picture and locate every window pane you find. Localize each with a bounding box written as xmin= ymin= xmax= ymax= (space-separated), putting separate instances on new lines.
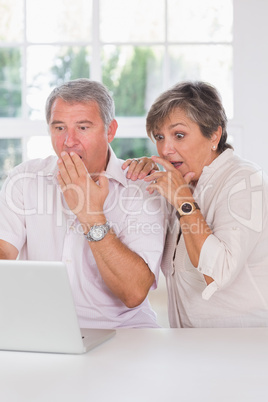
xmin=168 ymin=0 xmax=233 ymax=42
xmin=26 ymin=0 xmax=92 ymax=43
xmin=100 ymin=0 xmax=165 ymax=42
xmin=0 ymin=0 xmax=24 ymax=42
xmin=0 ymin=48 xmax=22 ymax=117
xmin=102 ymin=46 xmax=164 ymax=117
xmin=111 ymin=138 xmax=157 ymax=160
xmin=0 ymin=139 xmax=22 ymax=188
xmin=27 ymin=46 xmax=91 ymax=120
xmin=27 ymin=136 xmax=55 ymax=159
xmin=168 ymin=45 xmax=233 ymax=117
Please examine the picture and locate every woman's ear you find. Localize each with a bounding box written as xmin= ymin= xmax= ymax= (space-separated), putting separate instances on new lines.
xmin=107 ymin=119 xmax=118 ymax=143
xmin=211 ymin=126 xmax=222 ymax=149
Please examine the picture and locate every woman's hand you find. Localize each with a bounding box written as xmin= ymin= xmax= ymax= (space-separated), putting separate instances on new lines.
xmin=122 ymin=156 xmax=159 ymax=180
xmin=144 ymin=156 xmax=195 ymax=209
xmin=146 ymin=156 xmax=214 ymax=279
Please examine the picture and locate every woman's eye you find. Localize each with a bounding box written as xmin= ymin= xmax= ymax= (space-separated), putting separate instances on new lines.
xmin=154 ymin=134 xmax=164 ymax=141
xmin=175 ymin=132 xmax=184 ymax=139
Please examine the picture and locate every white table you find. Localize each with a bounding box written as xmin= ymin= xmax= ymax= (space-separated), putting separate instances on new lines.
xmin=0 ymin=328 xmax=268 ymax=402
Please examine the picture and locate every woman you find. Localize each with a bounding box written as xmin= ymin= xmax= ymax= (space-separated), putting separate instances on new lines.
xmin=122 ymin=81 xmax=268 ymax=328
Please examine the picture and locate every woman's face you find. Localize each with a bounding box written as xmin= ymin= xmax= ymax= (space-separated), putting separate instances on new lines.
xmin=153 ymin=108 xmax=221 ymax=182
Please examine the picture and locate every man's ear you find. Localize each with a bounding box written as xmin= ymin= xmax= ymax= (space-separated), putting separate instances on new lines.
xmin=107 ymin=119 xmax=118 ymax=143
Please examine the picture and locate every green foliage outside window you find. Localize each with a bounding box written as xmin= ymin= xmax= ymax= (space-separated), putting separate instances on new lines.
xmin=0 ymin=48 xmax=21 ymax=117
xmin=102 ymin=47 xmax=154 ymax=117
xmin=49 ymin=47 xmax=90 ymax=87
xmin=0 ymin=139 xmax=22 ymax=187
xmin=111 ymin=137 xmax=156 ymax=161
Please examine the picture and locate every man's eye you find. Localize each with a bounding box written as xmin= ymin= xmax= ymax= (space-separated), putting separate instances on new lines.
xmin=55 ymin=126 xmax=64 ymax=131
xmin=79 ymin=126 xmax=88 ymax=131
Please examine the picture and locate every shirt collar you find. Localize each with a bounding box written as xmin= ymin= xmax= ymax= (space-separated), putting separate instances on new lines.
xmin=195 ymin=149 xmax=234 ymax=195
xmin=35 ymin=155 xmax=58 ymax=178
xmin=106 ymin=146 xmax=128 ymax=187
xmin=202 ymin=148 xmax=234 ymax=175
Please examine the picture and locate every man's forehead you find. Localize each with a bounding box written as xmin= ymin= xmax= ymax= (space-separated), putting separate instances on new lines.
xmin=50 ymin=98 xmax=101 ymax=120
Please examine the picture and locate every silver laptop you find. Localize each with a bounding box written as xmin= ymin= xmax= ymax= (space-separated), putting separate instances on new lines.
xmin=0 ymin=260 xmax=115 ymax=354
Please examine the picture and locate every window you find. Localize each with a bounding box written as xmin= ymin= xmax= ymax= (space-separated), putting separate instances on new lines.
xmin=0 ymin=0 xmax=233 ymax=186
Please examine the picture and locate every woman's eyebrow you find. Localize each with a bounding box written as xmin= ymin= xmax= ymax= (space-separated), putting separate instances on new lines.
xmin=168 ymin=122 xmax=187 ymax=129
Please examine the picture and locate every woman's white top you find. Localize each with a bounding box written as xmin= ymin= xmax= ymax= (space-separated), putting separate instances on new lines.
xmin=162 ymin=149 xmax=268 ymax=327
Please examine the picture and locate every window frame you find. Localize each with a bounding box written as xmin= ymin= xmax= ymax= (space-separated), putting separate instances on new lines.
xmin=0 ymin=0 xmax=233 ymax=161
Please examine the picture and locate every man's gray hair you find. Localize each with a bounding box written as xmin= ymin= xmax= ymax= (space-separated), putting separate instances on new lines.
xmin=146 ymin=81 xmax=233 ymax=153
xmin=45 ymin=78 xmax=115 ymax=128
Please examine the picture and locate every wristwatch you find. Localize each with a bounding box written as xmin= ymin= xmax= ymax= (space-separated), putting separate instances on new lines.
xmin=176 ymin=202 xmax=200 ymax=220
xmin=84 ymin=221 xmax=111 ymax=242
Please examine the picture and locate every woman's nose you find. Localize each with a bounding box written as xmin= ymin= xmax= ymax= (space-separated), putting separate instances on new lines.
xmin=161 ymin=138 xmax=176 ymax=156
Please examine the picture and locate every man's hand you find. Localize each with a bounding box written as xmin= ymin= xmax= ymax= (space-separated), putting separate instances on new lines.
xmin=57 ymin=151 xmax=109 ymax=226
xmin=57 ymin=151 xmax=156 ymax=308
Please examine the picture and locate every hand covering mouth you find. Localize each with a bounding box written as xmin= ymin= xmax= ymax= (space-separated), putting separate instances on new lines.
xmin=64 ymin=150 xmax=83 ymax=159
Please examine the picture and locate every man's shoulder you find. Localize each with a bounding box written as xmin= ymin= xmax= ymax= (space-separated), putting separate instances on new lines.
xmin=9 ymin=155 xmax=58 ymax=177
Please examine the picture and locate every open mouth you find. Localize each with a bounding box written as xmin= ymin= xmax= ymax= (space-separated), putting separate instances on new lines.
xmin=171 ymin=161 xmax=182 ymax=169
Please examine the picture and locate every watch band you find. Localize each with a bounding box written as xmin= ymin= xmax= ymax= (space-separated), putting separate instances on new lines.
xmin=176 ymin=202 xmax=200 ymax=220
xmin=84 ymin=221 xmax=110 ymax=242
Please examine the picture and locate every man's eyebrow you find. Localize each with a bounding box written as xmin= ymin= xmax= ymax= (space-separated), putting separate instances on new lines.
xmin=50 ymin=120 xmax=64 ymax=125
xmin=76 ymin=120 xmax=93 ymax=125
xmin=50 ymin=120 xmax=93 ymax=125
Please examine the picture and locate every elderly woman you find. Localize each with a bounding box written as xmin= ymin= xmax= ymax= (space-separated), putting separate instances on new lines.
xmin=123 ymin=81 xmax=268 ymax=328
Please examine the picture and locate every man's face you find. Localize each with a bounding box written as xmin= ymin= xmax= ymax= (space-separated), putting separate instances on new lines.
xmin=49 ymin=98 xmax=117 ymax=174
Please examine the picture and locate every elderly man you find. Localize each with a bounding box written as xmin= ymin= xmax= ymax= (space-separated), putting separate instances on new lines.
xmin=0 ymin=79 xmax=166 ymax=328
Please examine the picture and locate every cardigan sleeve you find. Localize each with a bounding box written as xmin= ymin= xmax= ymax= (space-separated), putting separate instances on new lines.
xmin=196 ymin=168 xmax=268 ymax=300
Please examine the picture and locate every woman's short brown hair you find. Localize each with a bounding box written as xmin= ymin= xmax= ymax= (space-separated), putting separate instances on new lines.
xmin=146 ymin=81 xmax=233 ymax=153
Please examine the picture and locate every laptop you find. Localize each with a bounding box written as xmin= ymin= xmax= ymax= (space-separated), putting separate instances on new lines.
xmin=0 ymin=260 xmax=115 ymax=354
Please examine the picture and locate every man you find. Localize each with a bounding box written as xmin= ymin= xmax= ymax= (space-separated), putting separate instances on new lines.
xmin=0 ymin=79 xmax=166 ymax=328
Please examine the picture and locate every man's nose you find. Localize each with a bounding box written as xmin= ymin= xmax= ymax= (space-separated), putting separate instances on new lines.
xmin=64 ymin=128 xmax=78 ymax=147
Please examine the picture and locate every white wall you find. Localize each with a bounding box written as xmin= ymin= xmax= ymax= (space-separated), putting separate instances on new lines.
xmin=233 ymin=0 xmax=268 ymax=173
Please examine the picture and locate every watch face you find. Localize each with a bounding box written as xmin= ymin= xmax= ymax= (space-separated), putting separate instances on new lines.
xmin=90 ymin=227 xmax=105 ymax=241
xmin=181 ymin=203 xmax=193 ymax=214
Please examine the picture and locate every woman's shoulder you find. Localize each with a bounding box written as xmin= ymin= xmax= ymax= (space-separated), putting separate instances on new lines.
xmin=229 ymin=153 xmax=268 ymax=184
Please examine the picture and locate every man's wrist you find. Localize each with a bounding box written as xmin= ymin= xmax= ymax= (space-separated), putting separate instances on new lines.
xmin=79 ymin=214 xmax=107 ymax=234
xmin=84 ymin=221 xmax=111 ymax=242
